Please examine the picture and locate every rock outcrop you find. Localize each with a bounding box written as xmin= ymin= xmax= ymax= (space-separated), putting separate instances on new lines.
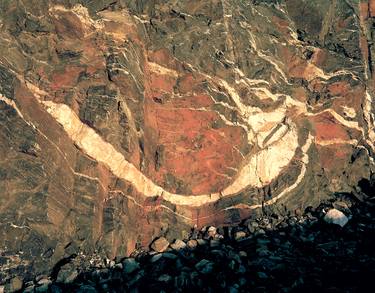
xmin=1 ymin=0 xmax=375 ymax=277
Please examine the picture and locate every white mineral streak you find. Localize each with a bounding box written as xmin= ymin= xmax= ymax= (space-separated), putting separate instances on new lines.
xmin=262 ymin=133 xmax=313 ymax=206
xmin=364 ymin=91 xmax=375 ymax=142
xmin=99 ymin=10 xmax=133 ymax=25
xmin=262 ymin=123 xmax=289 ymax=148
xmin=0 ymin=94 xmax=27 ymax=120
xmin=341 ymin=106 xmax=357 ymax=119
xmin=223 ymin=134 xmax=313 ymax=211
xmin=98 ymin=10 xmax=140 ymax=42
xmin=24 ymin=82 xmax=48 ymax=99
xmin=222 ymin=126 xmax=299 ymax=195
xmin=234 ymin=68 xmax=270 ymax=86
xmin=221 ymin=0 xmax=236 ymax=63
xmin=307 ymin=109 xmax=362 ymax=132
xmin=49 ymin=4 xmax=104 ymax=32
xmin=316 ymin=138 xmax=358 ymax=146
xmin=303 ymin=63 xmax=359 ymax=82
xmin=147 ymin=62 xmax=179 ymax=78
xmin=207 ymin=73 xmax=291 ymax=146
xmin=248 ymin=110 xmax=287 ymax=147
xmin=2 ymin=93 xmax=112 ymax=190
xmin=41 ymin=100 xmax=305 ymax=208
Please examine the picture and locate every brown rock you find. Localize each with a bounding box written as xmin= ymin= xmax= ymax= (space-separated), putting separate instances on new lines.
xmin=150 ymin=237 xmax=170 ymax=253
xmin=207 ymin=226 xmax=217 ymax=238
xmin=234 ymin=231 xmax=247 ymax=241
xmin=170 ymin=239 xmax=187 ymax=251
xmin=9 ymin=277 xmax=23 ymax=292
xmin=187 ymin=239 xmax=198 ymax=250
xmin=210 ymin=239 xmax=221 ymax=248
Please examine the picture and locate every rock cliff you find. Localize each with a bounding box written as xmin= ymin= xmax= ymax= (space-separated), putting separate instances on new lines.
xmin=1 ymin=0 xmax=375 ymax=276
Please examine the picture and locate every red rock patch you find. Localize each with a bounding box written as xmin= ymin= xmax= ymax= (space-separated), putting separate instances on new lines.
xmin=143 ymin=52 xmax=248 ymax=195
xmin=312 ymin=112 xmax=350 ymax=143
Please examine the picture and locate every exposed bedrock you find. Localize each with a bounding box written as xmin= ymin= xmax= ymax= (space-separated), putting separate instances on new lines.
xmin=1 ymin=0 xmax=375 ymax=276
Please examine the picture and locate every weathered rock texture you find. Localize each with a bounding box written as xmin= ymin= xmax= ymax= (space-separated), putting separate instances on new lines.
xmin=1 ymin=0 xmax=375 ymax=275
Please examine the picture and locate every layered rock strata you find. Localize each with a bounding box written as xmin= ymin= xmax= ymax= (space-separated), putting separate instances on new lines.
xmin=1 ymin=0 xmax=375 ymax=275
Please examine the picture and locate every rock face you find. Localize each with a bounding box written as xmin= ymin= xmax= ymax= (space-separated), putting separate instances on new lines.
xmin=1 ymin=0 xmax=375 ymax=277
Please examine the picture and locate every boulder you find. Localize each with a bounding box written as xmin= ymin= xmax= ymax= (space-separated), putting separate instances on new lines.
xmin=324 ymin=209 xmax=349 ymax=227
xmin=151 ymin=237 xmax=170 ymax=253
xmin=123 ymin=258 xmax=140 ymax=274
xmin=195 ymin=259 xmax=214 ymax=274
xmin=170 ymin=239 xmax=187 ymax=251
xmin=7 ymin=277 xmax=23 ymax=292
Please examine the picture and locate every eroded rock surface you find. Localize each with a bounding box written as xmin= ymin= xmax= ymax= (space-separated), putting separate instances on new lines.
xmin=1 ymin=0 xmax=375 ymax=277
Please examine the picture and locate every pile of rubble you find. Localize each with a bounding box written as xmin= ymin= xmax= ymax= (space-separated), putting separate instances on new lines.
xmin=2 ymin=193 xmax=375 ymax=292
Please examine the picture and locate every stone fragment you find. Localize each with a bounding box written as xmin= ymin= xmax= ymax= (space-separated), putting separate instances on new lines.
xmin=207 ymin=226 xmax=217 ymax=238
xmin=174 ymin=272 xmax=191 ymax=288
xmin=37 ymin=278 xmax=51 ymax=286
xmin=23 ymin=286 xmax=35 ymax=293
xmin=158 ymin=274 xmax=172 ymax=282
xmin=195 ymin=259 xmax=214 ymax=274
xmin=35 ymin=283 xmax=50 ymax=292
xmin=238 ymin=265 xmax=246 ymax=274
xmin=49 ymin=285 xmax=63 ymax=293
xmin=257 ymin=272 xmax=268 ymax=279
xmin=187 ymin=239 xmax=198 ymax=249
xmin=128 ymin=271 xmax=144 ymax=287
xmin=324 ymin=209 xmax=349 ymax=227
xmin=228 ymin=259 xmax=236 ymax=270
xmin=56 ymin=264 xmax=78 ymax=283
xmin=210 ymin=239 xmax=221 ymax=248
xmin=8 ymin=277 xmax=23 ymax=292
xmin=170 ymin=239 xmax=187 ymax=251
xmin=248 ymin=221 xmax=259 ymax=233
xmin=234 ymin=231 xmax=247 ymax=241
xmin=162 ymin=252 xmax=177 ymax=260
xmin=256 ymin=248 xmax=270 ymax=257
xmin=255 ymin=229 xmax=266 ymax=236
xmin=77 ymin=285 xmax=97 ymax=293
xmin=151 ymin=237 xmax=170 ymax=252
xmin=150 ymin=254 xmax=163 ymax=263
xmin=197 ymin=239 xmax=208 ymax=246
xmin=123 ymin=258 xmax=140 ymax=274
xmin=65 ymin=271 xmax=78 ymax=283
xmin=333 ymin=201 xmax=350 ymax=212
